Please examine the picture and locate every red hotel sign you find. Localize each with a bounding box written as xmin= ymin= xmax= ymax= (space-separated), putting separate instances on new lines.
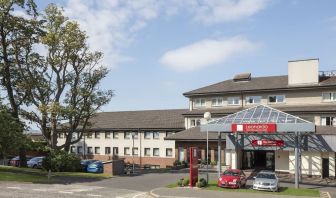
xmin=231 ymin=123 xmax=277 ymax=133
xmin=251 ymin=140 xmax=285 ymax=147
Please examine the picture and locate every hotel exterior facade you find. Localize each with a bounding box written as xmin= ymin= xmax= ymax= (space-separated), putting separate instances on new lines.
xmin=59 ymin=58 xmax=336 ymax=178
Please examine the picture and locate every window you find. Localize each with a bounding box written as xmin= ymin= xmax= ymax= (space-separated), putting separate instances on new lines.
xmin=58 ymin=133 xmax=64 ymax=138
xmin=113 ymin=147 xmax=119 ymax=155
xmin=70 ymin=146 xmax=76 ymax=153
xmin=113 ymin=132 xmax=118 ymax=139
xmin=194 ymin=98 xmax=206 ymax=107
xmin=131 ymin=132 xmax=139 ymax=139
xmin=245 ymin=96 xmax=261 ymax=104
xmin=105 ymin=147 xmax=111 ymax=155
xmin=144 ymin=131 xmax=151 ymax=139
xmin=321 ymin=117 xmax=336 ymax=126
xmin=87 ymin=147 xmax=93 ymax=154
xmin=268 ymin=95 xmax=285 ymax=103
xmin=144 ymin=148 xmax=151 ymax=156
xmin=105 ymin=132 xmax=111 ymax=139
xmin=95 ymin=147 xmax=100 ymax=154
xmin=124 ymin=132 xmax=131 ymax=139
xmin=322 ymin=92 xmax=336 ymax=102
xmin=87 ymin=132 xmax=93 ymax=139
xmin=77 ymin=146 xmax=83 ymax=154
xmin=191 ymin=119 xmax=201 ymax=127
xmin=124 ymin=147 xmax=130 ymax=155
xmin=153 ymin=131 xmax=160 ymax=139
xmin=166 ymin=148 xmax=173 ymax=157
xmin=72 ymin=133 xmax=76 ymax=139
xmin=132 ymin=147 xmax=139 ymax=156
xmin=95 ymin=132 xmax=100 ymax=139
xmin=211 ymin=97 xmax=223 ymax=106
xmin=153 ymin=148 xmax=159 ymax=156
xmin=166 ymin=131 xmax=175 ymax=137
xmin=228 ymin=97 xmax=240 ymax=105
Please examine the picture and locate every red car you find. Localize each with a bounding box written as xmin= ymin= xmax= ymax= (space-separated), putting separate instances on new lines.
xmin=217 ymin=169 xmax=247 ymax=189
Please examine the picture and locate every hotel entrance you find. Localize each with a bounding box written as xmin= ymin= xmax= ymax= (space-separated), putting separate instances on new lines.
xmin=242 ymin=150 xmax=275 ymax=170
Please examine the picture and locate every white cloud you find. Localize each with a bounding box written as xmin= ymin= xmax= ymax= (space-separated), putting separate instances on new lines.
xmin=63 ymin=0 xmax=268 ymax=69
xmin=160 ymin=36 xmax=258 ymax=72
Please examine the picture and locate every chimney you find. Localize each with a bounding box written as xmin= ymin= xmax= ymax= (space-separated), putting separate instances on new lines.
xmin=288 ymin=59 xmax=319 ymax=86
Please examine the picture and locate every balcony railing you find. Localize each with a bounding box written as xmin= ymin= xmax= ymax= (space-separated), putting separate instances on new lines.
xmin=319 ymin=70 xmax=336 ymax=77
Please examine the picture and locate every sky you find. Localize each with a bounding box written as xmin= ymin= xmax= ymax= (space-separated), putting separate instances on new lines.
xmin=35 ymin=0 xmax=336 ymax=112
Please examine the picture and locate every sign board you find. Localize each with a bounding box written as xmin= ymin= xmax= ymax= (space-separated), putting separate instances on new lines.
xmin=251 ymin=139 xmax=285 ymax=147
xmin=232 ymin=123 xmax=277 ymax=133
xmin=189 ymin=147 xmax=198 ymax=187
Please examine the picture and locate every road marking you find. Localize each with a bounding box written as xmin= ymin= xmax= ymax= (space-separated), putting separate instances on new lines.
xmin=32 ymin=189 xmax=47 ymax=192
xmin=149 ymin=188 xmax=161 ymax=197
xmin=7 ymin=187 xmax=22 ymax=190
xmin=132 ymin=192 xmax=147 ymax=198
xmin=87 ymin=194 xmax=102 ymax=197
xmin=320 ymin=191 xmax=331 ymax=198
xmin=59 ymin=191 xmax=74 ymax=194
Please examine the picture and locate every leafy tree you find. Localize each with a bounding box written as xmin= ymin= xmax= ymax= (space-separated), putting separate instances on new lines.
xmin=0 ymin=107 xmax=25 ymax=165
xmin=0 ymin=0 xmax=40 ymax=167
xmin=20 ymin=5 xmax=113 ymax=151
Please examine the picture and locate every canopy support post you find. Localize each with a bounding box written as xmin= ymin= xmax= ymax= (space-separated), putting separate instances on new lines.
xmin=295 ymin=132 xmax=300 ymax=189
xmin=218 ymin=132 xmax=221 ymax=178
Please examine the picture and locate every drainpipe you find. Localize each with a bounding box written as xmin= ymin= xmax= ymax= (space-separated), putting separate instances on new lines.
xmin=139 ymin=128 xmax=142 ymax=167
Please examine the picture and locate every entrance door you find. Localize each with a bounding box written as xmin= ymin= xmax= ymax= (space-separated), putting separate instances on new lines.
xmin=266 ymin=152 xmax=275 ymax=170
xmin=179 ymin=147 xmax=185 ymax=162
xmin=322 ymin=158 xmax=329 ymax=178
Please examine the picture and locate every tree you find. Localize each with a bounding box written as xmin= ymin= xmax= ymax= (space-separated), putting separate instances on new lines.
xmin=20 ymin=4 xmax=113 ymax=151
xmin=0 ymin=107 xmax=25 ymax=165
xmin=0 ymin=0 xmax=40 ymax=167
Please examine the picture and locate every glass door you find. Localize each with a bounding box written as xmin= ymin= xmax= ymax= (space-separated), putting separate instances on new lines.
xmin=266 ymin=152 xmax=275 ymax=170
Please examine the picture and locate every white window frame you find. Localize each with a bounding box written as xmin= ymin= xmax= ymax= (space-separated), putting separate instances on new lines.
xmin=190 ymin=119 xmax=201 ymax=127
xmin=211 ymin=97 xmax=223 ymax=107
xmin=194 ymin=98 xmax=206 ymax=108
xmin=113 ymin=147 xmax=119 ymax=155
xmin=166 ymin=148 xmax=173 ymax=157
xmin=105 ymin=132 xmax=111 ymax=139
xmin=95 ymin=132 xmax=100 ymax=139
xmin=70 ymin=146 xmax=76 ymax=153
xmin=144 ymin=148 xmax=151 ymax=156
xmin=105 ymin=147 xmax=111 ymax=154
xmin=321 ymin=116 xmax=336 ymax=126
xmin=268 ymin=95 xmax=285 ymax=104
xmin=132 ymin=147 xmax=139 ymax=156
xmin=322 ymin=92 xmax=336 ymax=102
xmin=113 ymin=132 xmax=118 ymax=139
xmin=144 ymin=131 xmax=152 ymax=139
xmin=124 ymin=132 xmax=131 ymax=139
xmin=153 ymin=148 xmax=160 ymax=156
xmin=94 ymin=147 xmax=100 ymax=154
xmin=245 ymin=96 xmax=261 ymax=105
xmin=153 ymin=131 xmax=160 ymax=139
xmin=87 ymin=146 xmax=93 ymax=154
xmin=124 ymin=147 xmax=130 ymax=155
xmin=227 ymin=97 xmax=240 ymax=106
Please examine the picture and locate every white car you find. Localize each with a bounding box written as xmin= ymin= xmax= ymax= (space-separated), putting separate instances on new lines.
xmin=253 ymin=171 xmax=279 ymax=192
xmin=27 ymin=156 xmax=45 ymax=168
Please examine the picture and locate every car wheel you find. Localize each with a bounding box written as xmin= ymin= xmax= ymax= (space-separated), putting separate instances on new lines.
xmin=33 ymin=165 xmax=37 ymax=169
xmin=237 ymin=182 xmax=241 ymax=189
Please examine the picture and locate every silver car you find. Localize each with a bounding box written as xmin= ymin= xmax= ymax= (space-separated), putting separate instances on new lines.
xmin=27 ymin=156 xmax=45 ymax=168
xmin=253 ymin=171 xmax=279 ymax=192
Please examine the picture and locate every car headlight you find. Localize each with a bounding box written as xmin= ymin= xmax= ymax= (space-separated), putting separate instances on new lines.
xmin=219 ymin=178 xmax=223 ymax=181
xmin=232 ymin=179 xmax=237 ymax=183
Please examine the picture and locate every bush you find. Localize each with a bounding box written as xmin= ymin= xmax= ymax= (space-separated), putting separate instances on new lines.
xmin=198 ymin=178 xmax=207 ymax=187
xmin=42 ymin=149 xmax=81 ymax=172
xmin=182 ymin=177 xmax=189 ymax=186
xmin=210 ymin=160 xmax=217 ymax=166
xmin=173 ymin=160 xmax=181 ymax=166
xmin=181 ymin=161 xmax=188 ymax=167
xmin=177 ymin=180 xmax=182 ymax=187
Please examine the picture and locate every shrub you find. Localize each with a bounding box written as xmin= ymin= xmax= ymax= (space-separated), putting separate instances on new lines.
xmin=210 ymin=160 xmax=217 ymax=166
xmin=42 ymin=149 xmax=81 ymax=172
xmin=181 ymin=161 xmax=188 ymax=167
xmin=173 ymin=160 xmax=181 ymax=166
xmin=177 ymin=180 xmax=182 ymax=187
xmin=198 ymin=178 xmax=207 ymax=187
xmin=196 ymin=182 xmax=201 ymax=188
xmin=182 ymin=177 xmax=189 ymax=186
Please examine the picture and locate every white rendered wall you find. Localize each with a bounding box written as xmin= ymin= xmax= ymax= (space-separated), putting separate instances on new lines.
xmin=290 ymin=151 xmax=322 ymax=176
xmin=275 ymin=150 xmax=289 ymax=172
xmin=329 ymin=152 xmax=336 ymax=177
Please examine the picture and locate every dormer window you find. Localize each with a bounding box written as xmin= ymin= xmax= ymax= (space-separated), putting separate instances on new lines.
xmin=211 ymin=97 xmax=223 ymax=106
xmin=194 ymin=98 xmax=205 ymax=107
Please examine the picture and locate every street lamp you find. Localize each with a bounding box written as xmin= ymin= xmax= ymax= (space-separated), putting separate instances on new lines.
xmin=131 ymin=132 xmax=136 ymax=174
xmin=204 ymin=112 xmax=211 ymax=184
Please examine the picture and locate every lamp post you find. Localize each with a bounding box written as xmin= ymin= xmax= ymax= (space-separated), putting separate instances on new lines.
xmin=131 ymin=132 xmax=136 ymax=174
xmin=204 ymin=112 xmax=211 ymax=184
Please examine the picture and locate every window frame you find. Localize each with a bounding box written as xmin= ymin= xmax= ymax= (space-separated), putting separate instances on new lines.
xmin=194 ymin=98 xmax=206 ymax=108
xmin=87 ymin=146 xmax=93 ymax=154
xmin=190 ymin=119 xmax=201 ymax=127
xmin=124 ymin=132 xmax=131 ymax=139
xmin=94 ymin=132 xmax=100 ymax=139
xmin=105 ymin=132 xmax=111 ymax=139
xmin=70 ymin=146 xmax=76 ymax=153
xmin=268 ymin=95 xmax=286 ymax=104
xmin=166 ymin=148 xmax=173 ymax=157
xmin=94 ymin=147 xmax=100 ymax=154
xmin=105 ymin=147 xmax=111 ymax=155
xmin=245 ymin=96 xmax=262 ymax=105
xmin=113 ymin=132 xmax=119 ymax=139
xmin=322 ymin=92 xmax=336 ymax=102
xmin=211 ymin=97 xmax=224 ymax=107
xmin=153 ymin=148 xmax=160 ymax=156
xmin=227 ymin=96 xmax=240 ymax=106
xmin=144 ymin=148 xmax=151 ymax=156
xmin=113 ymin=147 xmax=119 ymax=155
xmin=87 ymin=132 xmax=93 ymax=139
xmin=132 ymin=147 xmax=139 ymax=156
xmin=153 ymin=131 xmax=160 ymax=139
xmin=144 ymin=131 xmax=152 ymax=139
xmin=124 ymin=147 xmax=130 ymax=156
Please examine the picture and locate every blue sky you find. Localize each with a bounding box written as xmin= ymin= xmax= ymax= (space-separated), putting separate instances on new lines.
xmin=36 ymin=0 xmax=336 ymax=111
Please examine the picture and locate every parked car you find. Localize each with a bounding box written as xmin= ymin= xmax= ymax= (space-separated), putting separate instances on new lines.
xmin=253 ymin=170 xmax=279 ymax=192
xmin=80 ymin=160 xmax=98 ymax=172
xmin=217 ymin=169 xmax=247 ymax=189
xmin=86 ymin=161 xmax=104 ymax=173
xmin=9 ymin=156 xmax=32 ymax=167
xmin=27 ymin=156 xmax=45 ymax=168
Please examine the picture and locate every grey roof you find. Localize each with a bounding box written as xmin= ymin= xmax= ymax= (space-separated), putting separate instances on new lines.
xmin=164 ymin=127 xmax=220 ymax=141
xmin=86 ymin=109 xmax=186 ymax=130
xmin=182 ymin=105 xmax=336 ymax=116
xmin=184 ymin=75 xmax=336 ymax=96
xmin=208 ymin=105 xmax=310 ymax=125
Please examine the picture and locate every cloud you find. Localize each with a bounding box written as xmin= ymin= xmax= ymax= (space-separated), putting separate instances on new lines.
xmin=160 ymin=36 xmax=258 ymax=72
xmin=63 ymin=0 xmax=268 ymax=69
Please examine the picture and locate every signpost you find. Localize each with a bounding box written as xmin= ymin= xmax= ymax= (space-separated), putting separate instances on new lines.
xmin=251 ymin=139 xmax=285 ymax=147
xmin=189 ymin=147 xmax=198 ymax=187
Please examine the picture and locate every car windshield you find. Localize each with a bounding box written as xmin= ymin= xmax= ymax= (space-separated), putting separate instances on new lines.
xmin=256 ymin=173 xmax=276 ymax=179
xmin=223 ymin=170 xmax=239 ymax=176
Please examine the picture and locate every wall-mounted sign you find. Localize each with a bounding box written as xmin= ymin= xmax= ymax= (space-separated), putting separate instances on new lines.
xmin=251 ymin=140 xmax=285 ymax=147
xmin=231 ymin=123 xmax=277 ymax=133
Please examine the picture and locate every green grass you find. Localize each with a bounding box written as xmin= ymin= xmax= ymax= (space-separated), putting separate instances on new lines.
xmin=0 ymin=165 xmax=112 ymax=183
xmin=167 ymin=180 xmax=320 ymax=197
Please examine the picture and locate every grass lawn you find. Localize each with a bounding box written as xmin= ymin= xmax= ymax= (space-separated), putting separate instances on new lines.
xmin=0 ymin=165 xmax=112 ymax=183
xmin=167 ymin=180 xmax=320 ymax=197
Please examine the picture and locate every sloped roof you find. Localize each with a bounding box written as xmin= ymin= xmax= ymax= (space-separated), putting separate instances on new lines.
xmin=86 ymin=109 xmax=186 ymax=130
xmin=184 ymin=75 xmax=336 ymax=96
xmin=164 ymin=127 xmax=220 ymax=141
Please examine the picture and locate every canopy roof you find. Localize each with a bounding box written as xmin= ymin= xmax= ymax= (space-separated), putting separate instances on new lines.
xmin=201 ymin=105 xmax=315 ymax=133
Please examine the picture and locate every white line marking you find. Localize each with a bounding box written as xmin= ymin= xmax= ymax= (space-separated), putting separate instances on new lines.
xmin=149 ymin=188 xmax=161 ymax=197
xmin=132 ymin=192 xmax=147 ymax=198
xmin=59 ymin=191 xmax=74 ymax=194
xmin=87 ymin=194 xmax=102 ymax=197
xmin=7 ymin=187 xmax=22 ymax=190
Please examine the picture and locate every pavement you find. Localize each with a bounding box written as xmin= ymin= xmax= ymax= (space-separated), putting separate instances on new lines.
xmin=0 ymin=169 xmax=335 ymax=198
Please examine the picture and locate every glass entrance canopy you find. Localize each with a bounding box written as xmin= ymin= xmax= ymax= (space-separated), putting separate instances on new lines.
xmin=201 ymin=105 xmax=315 ymax=133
